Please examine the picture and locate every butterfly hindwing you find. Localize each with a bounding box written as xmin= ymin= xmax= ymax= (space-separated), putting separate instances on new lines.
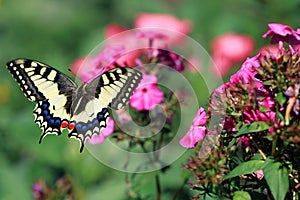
xmin=68 ymin=98 xmax=110 ymax=152
xmin=88 ymin=67 xmax=142 ymax=109
xmin=34 ymin=96 xmax=73 ymax=143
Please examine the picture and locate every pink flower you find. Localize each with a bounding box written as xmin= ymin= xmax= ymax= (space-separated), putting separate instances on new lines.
xmin=211 ymin=33 xmax=254 ymax=76
xmin=237 ymin=136 xmax=250 ymax=147
xmin=129 ymin=74 xmax=163 ymax=111
xmin=261 ymin=96 xmax=275 ymax=110
xmin=230 ymin=54 xmax=262 ymax=88
xmin=135 ymin=13 xmax=191 ymax=35
xmin=179 ymin=107 xmax=207 ymax=148
xmin=259 ymin=45 xmax=281 ymax=58
xmin=253 ymin=170 xmax=264 ymax=180
xmin=135 ymin=31 xmax=168 ymax=41
xmin=192 ymin=107 xmax=207 ymax=126
xmin=134 ymin=13 xmax=192 ymax=46
xmin=223 ymin=117 xmax=237 ymax=132
xmin=70 ymin=45 xmax=127 ymax=83
xmin=150 ymin=49 xmax=185 ymax=72
xmin=262 ymin=23 xmax=300 ymax=45
xmin=87 ymin=117 xmax=115 ymax=144
xmin=104 ymin=24 xmax=129 ymax=38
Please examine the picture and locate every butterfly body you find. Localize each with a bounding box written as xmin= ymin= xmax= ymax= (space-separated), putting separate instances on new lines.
xmin=6 ymin=59 xmax=142 ymax=152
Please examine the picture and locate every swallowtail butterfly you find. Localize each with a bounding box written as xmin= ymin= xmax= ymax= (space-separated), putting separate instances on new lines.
xmin=6 ymin=59 xmax=142 ymax=152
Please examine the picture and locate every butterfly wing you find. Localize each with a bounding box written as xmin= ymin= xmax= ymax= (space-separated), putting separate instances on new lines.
xmin=68 ymin=97 xmax=110 ymax=152
xmin=68 ymin=67 xmax=142 ymax=151
xmin=6 ymin=59 xmax=77 ymax=142
xmin=88 ymin=67 xmax=143 ymax=109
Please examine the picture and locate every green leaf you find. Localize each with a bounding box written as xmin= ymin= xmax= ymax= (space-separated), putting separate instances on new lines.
xmin=263 ymin=160 xmax=289 ymax=200
xmin=233 ymin=191 xmax=251 ymax=200
xmin=276 ymin=92 xmax=286 ymax=107
xmin=235 ymin=121 xmax=271 ymax=137
xmin=223 ymin=160 xmax=265 ymax=180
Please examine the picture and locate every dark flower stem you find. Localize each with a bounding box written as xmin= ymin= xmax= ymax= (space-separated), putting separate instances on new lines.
xmin=156 ymin=174 xmax=161 ymax=200
xmin=172 ymin=178 xmax=188 ymax=200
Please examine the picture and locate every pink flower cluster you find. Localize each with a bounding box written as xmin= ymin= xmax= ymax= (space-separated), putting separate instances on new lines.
xmin=180 ymin=23 xmax=300 ymax=149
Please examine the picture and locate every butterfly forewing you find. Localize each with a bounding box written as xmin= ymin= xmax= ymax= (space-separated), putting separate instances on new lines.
xmin=88 ymin=67 xmax=142 ymax=110
xmin=6 ymin=59 xmax=77 ymax=101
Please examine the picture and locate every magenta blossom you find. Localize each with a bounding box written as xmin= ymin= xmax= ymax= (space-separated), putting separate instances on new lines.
xmin=150 ymin=49 xmax=185 ymax=72
xmin=262 ymin=23 xmax=300 ymax=45
xmin=259 ymin=45 xmax=281 ymax=58
xmin=179 ymin=107 xmax=207 ymax=148
xmin=242 ymin=108 xmax=277 ymax=132
xmin=237 ymin=136 xmax=250 ymax=147
xmin=230 ymin=54 xmax=262 ymax=88
xmin=87 ymin=117 xmax=115 ymax=144
xmin=130 ymin=74 xmax=163 ymax=111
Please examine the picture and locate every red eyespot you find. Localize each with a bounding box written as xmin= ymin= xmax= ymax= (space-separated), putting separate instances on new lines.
xmin=68 ymin=122 xmax=75 ymax=130
xmin=61 ymin=121 xmax=69 ymax=128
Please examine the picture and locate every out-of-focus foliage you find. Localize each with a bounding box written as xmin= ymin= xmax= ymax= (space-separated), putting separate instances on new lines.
xmin=0 ymin=0 xmax=299 ymax=199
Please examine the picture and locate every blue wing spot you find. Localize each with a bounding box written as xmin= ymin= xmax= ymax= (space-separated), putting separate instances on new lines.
xmin=76 ymin=123 xmax=82 ymax=130
xmin=93 ymin=119 xmax=99 ymax=126
xmin=55 ymin=119 xmax=61 ymax=126
xmin=42 ymin=102 xmax=49 ymax=109
xmin=49 ymin=119 xmax=55 ymax=125
xmin=81 ymin=126 xmax=87 ymax=132
xmin=43 ymin=110 xmax=49 ymax=116
xmin=88 ymin=123 xmax=93 ymax=129
xmin=46 ymin=115 xmax=51 ymax=120
xmin=97 ymin=113 xmax=104 ymax=120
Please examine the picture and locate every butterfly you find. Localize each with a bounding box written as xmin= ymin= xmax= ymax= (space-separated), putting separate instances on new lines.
xmin=6 ymin=59 xmax=142 ymax=152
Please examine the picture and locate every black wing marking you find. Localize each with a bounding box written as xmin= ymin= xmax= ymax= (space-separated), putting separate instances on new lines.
xmin=87 ymin=67 xmax=142 ymax=109
xmin=6 ymin=59 xmax=77 ymax=102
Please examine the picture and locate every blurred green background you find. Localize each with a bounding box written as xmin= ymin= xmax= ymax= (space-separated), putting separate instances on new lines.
xmin=0 ymin=0 xmax=299 ymax=199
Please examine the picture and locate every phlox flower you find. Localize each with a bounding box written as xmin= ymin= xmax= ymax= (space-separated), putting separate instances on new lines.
xmin=135 ymin=13 xmax=192 ymax=46
xmin=129 ymin=74 xmax=163 ymax=111
xmin=211 ymin=33 xmax=254 ymax=76
xmin=179 ymin=107 xmax=207 ymax=148
xmin=262 ymin=23 xmax=300 ymax=45
xmin=230 ymin=54 xmax=262 ymax=88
